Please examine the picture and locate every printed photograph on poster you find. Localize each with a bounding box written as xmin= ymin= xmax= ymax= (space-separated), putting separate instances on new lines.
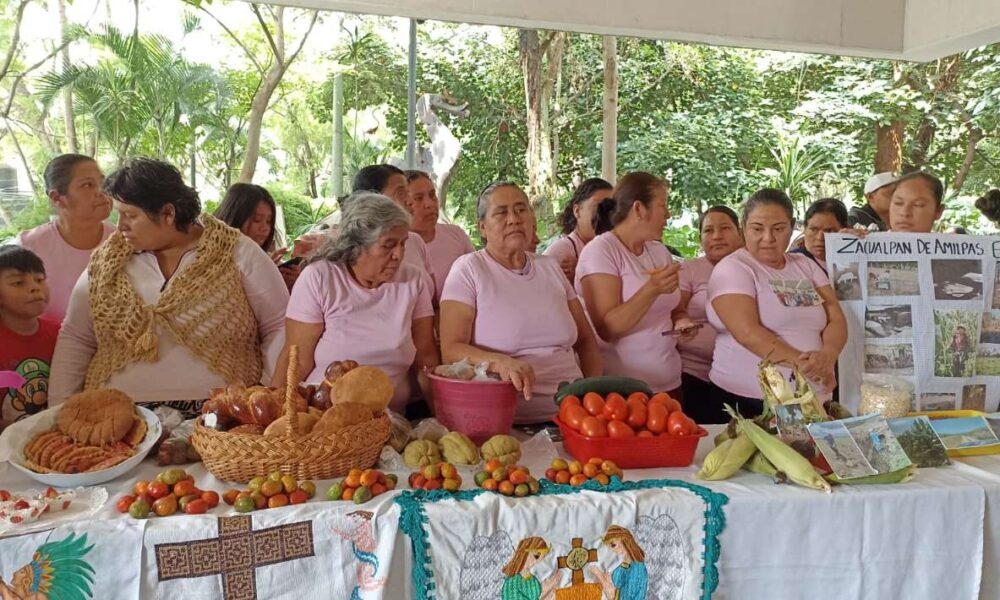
xmin=962 ymin=384 xmax=987 ymax=411
xmin=867 ymin=261 xmax=919 ymax=297
xmin=768 ymin=279 xmax=823 ymax=307
xmin=993 ymin=263 xmax=1000 ymax=309
xmin=775 ymin=404 xmax=822 ymax=465
xmin=807 ymin=420 xmax=877 ymax=479
xmin=864 ymin=343 xmax=914 ymax=375
xmin=933 ymin=309 xmax=981 ymax=378
xmin=931 ymin=259 xmax=983 ymax=301
xmin=930 ymin=416 xmax=1000 ymax=449
xmin=986 ymin=415 xmax=1000 ymax=439
xmin=843 ymin=414 xmax=913 ymax=474
xmin=864 ymin=304 xmax=913 ymax=339
xmin=888 ymin=416 xmax=950 ymax=467
xmin=976 ymin=344 xmax=1000 ymax=376
xmin=833 ymin=263 xmax=862 ymax=301
xmin=920 ymin=392 xmax=957 ymax=411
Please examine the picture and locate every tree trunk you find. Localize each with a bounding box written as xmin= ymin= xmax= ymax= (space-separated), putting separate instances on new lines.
xmin=55 ymin=0 xmax=77 ymax=153
xmin=519 ymin=30 xmax=543 ymax=205
xmin=952 ymin=124 xmax=982 ymax=194
xmin=874 ymin=121 xmax=904 ymax=173
xmin=6 ymin=122 xmax=36 ymax=194
xmin=601 ymin=35 xmax=618 ymax=184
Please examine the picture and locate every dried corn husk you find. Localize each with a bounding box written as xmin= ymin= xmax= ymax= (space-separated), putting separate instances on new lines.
xmin=697 ymin=432 xmax=756 ymax=481
xmin=727 ymin=406 xmax=831 ymax=492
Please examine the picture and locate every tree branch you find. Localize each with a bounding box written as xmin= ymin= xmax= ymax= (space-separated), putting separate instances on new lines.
xmin=285 ymin=11 xmax=319 ymax=68
xmin=0 ymin=0 xmax=31 ymax=82
xmin=2 ymin=35 xmax=77 ymax=117
xmin=252 ymin=4 xmax=281 ymax=64
xmin=196 ymin=5 xmax=265 ymax=74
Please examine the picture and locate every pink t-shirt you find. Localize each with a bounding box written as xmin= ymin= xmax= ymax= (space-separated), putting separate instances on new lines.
xmin=576 ymin=233 xmax=682 ymax=392
xmin=707 ymin=248 xmax=831 ymax=399
xmin=286 ymin=260 xmax=434 ymax=412
xmin=441 ymin=251 xmax=582 ymax=424
xmin=678 ymin=256 xmax=717 ymax=382
xmin=15 ymin=221 xmax=116 ymax=323
xmin=425 ymin=223 xmax=474 ymax=300
xmin=543 ymin=231 xmax=586 ymax=283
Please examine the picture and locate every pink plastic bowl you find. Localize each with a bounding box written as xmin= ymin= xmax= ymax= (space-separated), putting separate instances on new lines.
xmin=428 ymin=373 xmax=517 ymax=444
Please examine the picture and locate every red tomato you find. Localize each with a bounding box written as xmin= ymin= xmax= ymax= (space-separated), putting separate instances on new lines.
xmin=647 ymin=403 xmax=669 ymax=434
xmin=561 ymin=395 xmax=582 ymax=409
xmin=626 ymin=400 xmax=647 ymax=429
xmin=563 ymin=404 xmax=588 ymax=431
xmin=649 ymin=393 xmax=682 ymax=413
xmin=602 ymin=394 xmax=628 ymax=421
xmin=607 ymin=420 xmax=635 ymax=438
xmin=596 ymin=414 xmax=609 ymax=423
xmin=637 ymin=430 xmax=655 ymax=438
xmin=184 ymin=499 xmax=209 ymax=515
xmin=147 ymin=481 xmax=169 ymax=500
xmin=116 ymin=495 xmax=136 ymax=513
xmin=682 ymin=414 xmax=699 ymax=435
xmin=580 ymin=416 xmax=608 ymax=438
xmin=583 ymin=392 xmax=605 ymax=416
xmin=626 ymin=392 xmax=649 ymax=405
xmin=667 ymin=410 xmax=690 ymax=435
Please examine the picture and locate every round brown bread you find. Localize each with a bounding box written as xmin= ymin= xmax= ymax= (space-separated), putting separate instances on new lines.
xmin=314 ymin=402 xmax=373 ymax=434
xmin=330 ymin=366 xmax=393 ymax=413
xmin=57 ymin=389 xmax=136 ymax=445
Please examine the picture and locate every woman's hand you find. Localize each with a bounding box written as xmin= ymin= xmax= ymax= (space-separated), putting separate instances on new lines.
xmin=673 ymin=315 xmax=700 ymax=343
xmin=268 ymin=247 xmax=288 ymax=264
xmin=796 ymin=349 xmax=838 ymax=389
xmin=643 ymin=262 xmax=681 ymax=296
xmin=492 ymin=356 xmax=535 ymax=400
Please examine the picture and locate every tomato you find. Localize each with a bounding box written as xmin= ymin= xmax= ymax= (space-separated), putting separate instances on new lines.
xmin=667 ymin=410 xmax=690 ymax=435
xmin=153 ymin=494 xmax=178 ymax=517
xmin=580 ymin=416 xmax=608 ymax=438
xmin=184 ymin=499 xmax=209 ymax=514
xmin=133 ymin=481 xmax=150 ymax=496
xmin=561 ymin=394 xmax=582 ymax=409
xmin=116 ymin=495 xmax=136 ymax=513
xmin=626 ymin=400 xmax=647 ymax=429
xmin=173 ymin=480 xmax=198 ymax=498
xmin=223 ymin=489 xmax=240 ymax=506
xmin=201 ymin=491 xmax=220 ymax=508
xmin=626 ymin=392 xmax=649 ymax=405
xmin=147 ymin=481 xmax=169 ymax=500
xmin=562 ymin=404 xmax=588 ymax=431
xmin=681 ymin=414 xmax=699 ymax=435
xmin=607 ymin=420 xmax=635 ymax=438
xmin=582 ymin=392 xmax=605 ymax=416
xmin=647 ymin=403 xmax=669 ymax=434
xmin=649 ymin=392 xmax=682 ymax=413
xmin=602 ymin=394 xmax=628 ymax=421
xmin=637 ymin=430 xmax=654 ymax=438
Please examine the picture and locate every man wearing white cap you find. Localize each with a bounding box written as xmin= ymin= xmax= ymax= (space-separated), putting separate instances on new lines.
xmin=849 ymin=172 xmax=897 ymax=231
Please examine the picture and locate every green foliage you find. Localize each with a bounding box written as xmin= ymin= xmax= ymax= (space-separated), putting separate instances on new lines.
xmin=894 ymin=418 xmax=949 ymax=468
xmin=0 ymin=196 xmax=51 ymax=242
xmin=269 ymin=186 xmax=335 ymax=240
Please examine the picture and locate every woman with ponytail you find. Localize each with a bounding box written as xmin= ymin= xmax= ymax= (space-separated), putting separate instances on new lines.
xmin=544 ymin=178 xmax=613 ymax=283
xmin=575 ymin=172 xmax=694 ymax=398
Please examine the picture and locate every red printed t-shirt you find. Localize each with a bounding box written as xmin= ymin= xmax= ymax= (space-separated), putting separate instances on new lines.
xmin=0 ymin=317 xmax=60 ymax=428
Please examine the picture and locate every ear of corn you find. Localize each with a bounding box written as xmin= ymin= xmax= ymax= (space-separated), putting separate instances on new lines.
xmin=727 ymin=405 xmax=831 ymax=492
xmin=697 ymin=432 xmax=756 ymax=480
xmin=826 ymin=464 xmax=916 ymax=485
xmin=742 ymin=451 xmax=778 ymax=477
xmin=758 ymin=361 xmax=793 ymax=407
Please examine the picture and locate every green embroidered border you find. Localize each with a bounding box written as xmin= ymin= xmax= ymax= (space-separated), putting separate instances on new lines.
xmin=395 ymin=477 xmax=728 ymax=600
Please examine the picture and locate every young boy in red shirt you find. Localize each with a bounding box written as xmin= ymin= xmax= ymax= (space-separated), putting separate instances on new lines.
xmin=0 ymin=245 xmax=60 ymax=431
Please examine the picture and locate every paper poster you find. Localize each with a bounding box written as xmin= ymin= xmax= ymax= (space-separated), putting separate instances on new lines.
xmin=826 ymin=232 xmax=1000 ymax=413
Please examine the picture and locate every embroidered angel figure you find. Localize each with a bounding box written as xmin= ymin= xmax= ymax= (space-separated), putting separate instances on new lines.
xmin=0 ymin=533 xmax=95 ymax=600
xmin=589 ymin=515 xmax=686 ymax=600
xmin=333 ymin=511 xmax=386 ymax=600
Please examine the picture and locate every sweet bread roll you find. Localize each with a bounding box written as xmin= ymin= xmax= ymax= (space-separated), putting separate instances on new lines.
xmin=263 ymin=412 xmax=319 ymax=437
xmin=57 ymin=389 xmax=136 ymax=446
xmin=331 ymin=366 xmax=393 ymax=413
xmin=314 ymin=402 xmax=373 ymax=434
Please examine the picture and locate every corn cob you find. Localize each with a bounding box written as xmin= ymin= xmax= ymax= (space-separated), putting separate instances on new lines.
xmin=698 ymin=432 xmax=757 ymax=481
xmin=742 ymin=451 xmax=778 ymax=477
xmin=758 ymin=361 xmax=793 ymax=408
xmin=727 ymin=406 xmax=831 ymax=492
xmin=826 ymin=464 xmax=916 ymax=485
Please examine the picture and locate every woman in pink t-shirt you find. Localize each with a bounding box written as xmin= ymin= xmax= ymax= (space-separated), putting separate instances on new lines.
xmin=405 ymin=170 xmax=475 ymax=301
xmin=707 ymin=188 xmax=847 ymax=417
xmin=576 ymin=172 xmax=696 ymax=397
xmin=544 ymin=178 xmax=613 ymax=284
xmin=273 ymin=194 xmax=441 ymax=414
xmin=439 ymin=182 xmax=601 ymax=424
xmin=15 ymin=154 xmax=115 ymax=323
xmin=676 ymin=206 xmax=744 ymax=423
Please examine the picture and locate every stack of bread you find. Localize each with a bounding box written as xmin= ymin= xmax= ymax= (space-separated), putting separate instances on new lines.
xmin=201 ymin=360 xmax=393 ymax=438
xmin=22 ymin=390 xmax=148 ymax=473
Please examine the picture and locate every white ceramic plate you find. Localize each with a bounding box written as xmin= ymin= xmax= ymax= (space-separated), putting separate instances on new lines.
xmin=0 ymin=405 xmax=160 ymax=487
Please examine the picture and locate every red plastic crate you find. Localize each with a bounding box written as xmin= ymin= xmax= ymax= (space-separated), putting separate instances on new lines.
xmin=554 ymin=417 xmax=708 ymax=469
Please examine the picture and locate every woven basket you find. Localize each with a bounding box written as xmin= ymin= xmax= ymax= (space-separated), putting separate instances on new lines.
xmin=192 ymin=346 xmax=390 ymax=483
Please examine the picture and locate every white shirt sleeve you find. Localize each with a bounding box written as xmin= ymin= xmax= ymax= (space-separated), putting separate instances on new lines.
xmin=48 ymin=271 xmax=96 ymax=405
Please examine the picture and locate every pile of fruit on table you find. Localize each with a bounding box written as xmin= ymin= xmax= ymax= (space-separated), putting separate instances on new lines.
xmin=558 ymin=391 xmax=698 ymax=438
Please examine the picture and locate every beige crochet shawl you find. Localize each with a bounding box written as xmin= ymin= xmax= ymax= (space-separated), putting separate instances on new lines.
xmin=84 ymin=214 xmax=262 ymax=389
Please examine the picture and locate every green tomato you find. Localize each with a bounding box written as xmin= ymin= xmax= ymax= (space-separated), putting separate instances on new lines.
xmin=326 ymin=481 xmax=345 ymax=501
xmin=128 ymin=499 xmax=151 ymax=519
xmin=234 ymin=495 xmax=256 ymax=513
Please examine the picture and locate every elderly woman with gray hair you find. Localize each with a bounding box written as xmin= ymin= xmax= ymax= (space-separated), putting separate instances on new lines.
xmin=439 ymin=181 xmax=601 ymax=424
xmin=272 ymin=193 xmax=440 ymax=412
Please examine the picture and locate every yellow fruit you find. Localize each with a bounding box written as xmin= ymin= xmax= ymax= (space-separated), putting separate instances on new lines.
xmin=568 ymin=461 xmax=583 ymax=475
xmin=439 ymin=432 xmax=479 ymax=465
xmin=403 ymin=440 xmax=442 ymax=469
xmin=480 ymin=435 xmax=522 ymax=466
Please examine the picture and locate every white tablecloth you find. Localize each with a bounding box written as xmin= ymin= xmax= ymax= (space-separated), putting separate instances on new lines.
xmin=3 ymin=425 xmax=1000 ymax=599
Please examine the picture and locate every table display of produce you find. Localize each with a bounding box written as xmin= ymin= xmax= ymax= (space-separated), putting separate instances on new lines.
xmin=3 ymin=358 xmax=1000 ymax=599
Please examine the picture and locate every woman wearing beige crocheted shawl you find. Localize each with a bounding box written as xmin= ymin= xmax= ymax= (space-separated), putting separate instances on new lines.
xmin=48 ymin=159 xmax=289 ymax=415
